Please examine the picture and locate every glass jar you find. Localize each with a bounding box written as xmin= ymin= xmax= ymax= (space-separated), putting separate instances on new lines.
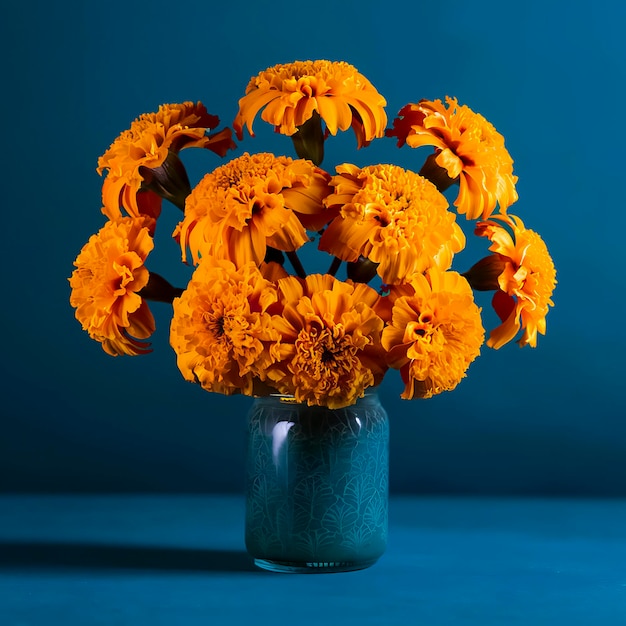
xmin=245 ymin=392 xmax=389 ymax=573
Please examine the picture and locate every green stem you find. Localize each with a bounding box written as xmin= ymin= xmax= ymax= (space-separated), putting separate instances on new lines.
xmin=419 ymin=152 xmax=459 ymax=193
xmin=139 ymin=151 xmax=192 ymax=211
xmin=286 ymin=250 xmax=307 ymax=279
xmin=327 ymin=256 xmax=342 ymax=277
xmin=139 ymin=272 xmax=184 ymax=303
xmin=290 ymin=112 xmax=325 ymax=166
xmin=347 ymin=257 xmax=379 ymax=284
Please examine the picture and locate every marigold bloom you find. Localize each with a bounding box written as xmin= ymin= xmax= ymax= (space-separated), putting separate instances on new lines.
xmin=69 ymin=216 xmax=156 ymax=356
xmin=170 ymin=257 xmax=280 ymax=396
xmin=319 ymin=163 xmax=465 ymax=285
xmin=387 ymin=97 xmax=518 ymax=220
xmin=265 ymin=274 xmax=387 ymax=408
xmin=382 ymin=269 xmax=484 ymax=399
xmin=473 ymin=215 xmax=557 ymax=348
xmin=97 ymin=102 xmax=235 ymax=221
xmin=176 ymin=152 xmax=332 ymax=267
xmin=233 ymin=60 xmax=387 ymax=147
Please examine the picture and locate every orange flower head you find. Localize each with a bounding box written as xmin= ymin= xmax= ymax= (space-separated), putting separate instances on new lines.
xmin=97 ymin=102 xmax=235 ymax=221
xmin=69 ymin=216 xmax=156 ymax=356
xmin=319 ymin=163 xmax=465 ymax=285
xmin=474 ymin=215 xmax=557 ymax=348
xmin=382 ymin=269 xmax=484 ymax=399
xmin=233 ymin=60 xmax=387 ymax=148
xmin=176 ymin=152 xmax=333 ymax=267
xmin=169 ymin=256 xmax=281 ymax=396
xmin=265 ymin=274 xmax=387 ymax=408
xmin=387 ymin=97 xmax=518 ymax=219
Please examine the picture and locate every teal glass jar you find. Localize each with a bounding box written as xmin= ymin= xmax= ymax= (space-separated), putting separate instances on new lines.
xmin=245 ymin=392 xmax=389 ymax=573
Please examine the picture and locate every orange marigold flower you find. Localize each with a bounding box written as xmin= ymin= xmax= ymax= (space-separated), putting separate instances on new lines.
xmin=69 ymin=216 xmax=156 ymax=356
xmin=233 ymin=60 xmax=387 ymax=147
xmin=176 ymin=152 xmax=333 ymax=267
xmin=319 ymin=163 xmax=465 ymax=285
xmin=473 ymin=215 xmax=557 ymax=349
xmin=382 ymin=269 xmax=484 ymax=399
xmin=169 ymin=257 xmax=280 ymax=396
xmin=387 ymin=97 xmax=518 ymax=220
xmin=97 ymin=102 xmax=235 ymax=221
xmin=265 ymin=274 xmax=387 ymax=408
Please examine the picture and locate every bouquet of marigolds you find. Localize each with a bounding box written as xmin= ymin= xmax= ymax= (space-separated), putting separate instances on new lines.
xmin=69 ymin=60 xmax=557 ymax=409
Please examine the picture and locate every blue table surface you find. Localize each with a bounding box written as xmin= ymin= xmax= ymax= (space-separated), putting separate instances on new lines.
xmin=1 ymin=495 xmax=625 ymax=625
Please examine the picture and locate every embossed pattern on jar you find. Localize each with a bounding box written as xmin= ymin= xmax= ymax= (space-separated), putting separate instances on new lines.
xmin=245 ymin=393 xmax=389 ymax=573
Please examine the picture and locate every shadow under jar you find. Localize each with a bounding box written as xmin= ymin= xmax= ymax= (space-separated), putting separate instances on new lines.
xmin=245 ymin=392 xmax=389 ymax=573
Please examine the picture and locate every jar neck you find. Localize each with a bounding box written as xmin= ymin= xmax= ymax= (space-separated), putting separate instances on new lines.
xmin=259 ymin=390 xmax=380 ymax=409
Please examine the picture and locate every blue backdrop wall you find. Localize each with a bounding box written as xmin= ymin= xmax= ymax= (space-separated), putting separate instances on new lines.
xmin=1 ymin=0 xmax=624 ymax=495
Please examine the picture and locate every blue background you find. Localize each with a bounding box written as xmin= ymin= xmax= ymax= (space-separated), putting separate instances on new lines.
xmin=1 ymin=0 xmax=624 ymax=495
